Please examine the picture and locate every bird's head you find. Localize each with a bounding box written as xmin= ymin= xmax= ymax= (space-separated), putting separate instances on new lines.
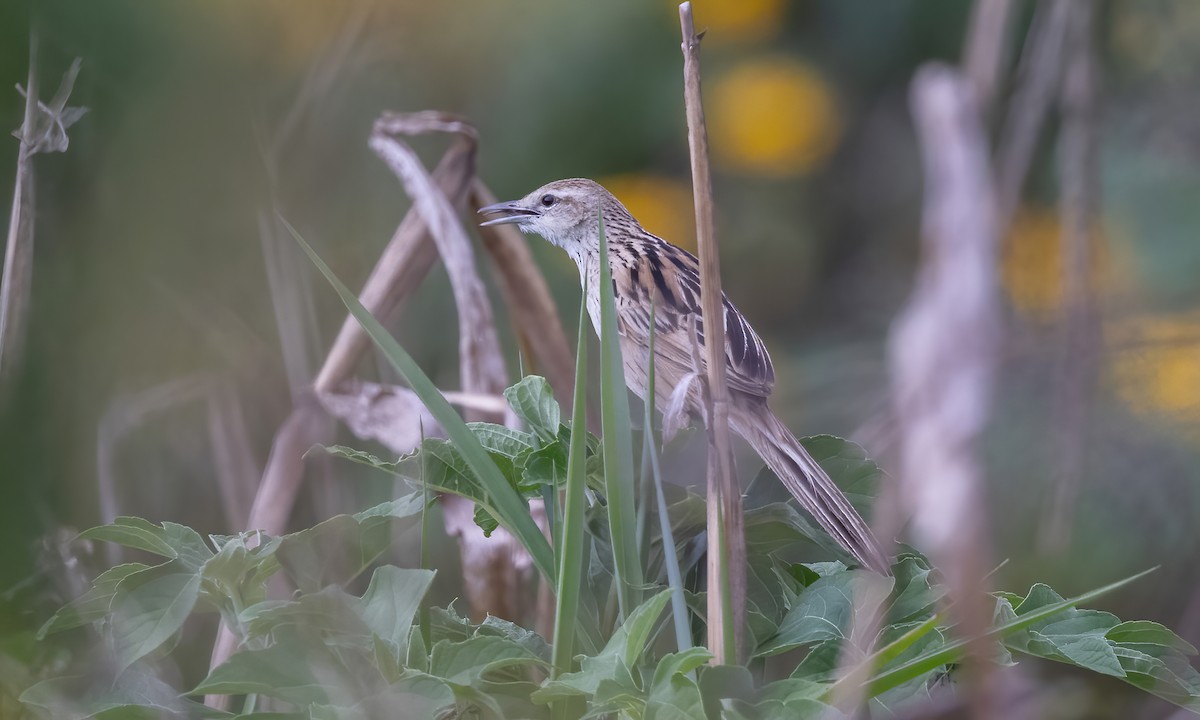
xmin=478 ymin=178 xmax=629 ymax=257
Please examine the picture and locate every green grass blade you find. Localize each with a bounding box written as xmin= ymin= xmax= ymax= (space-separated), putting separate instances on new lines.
xmin=856 ymin=567 xmax=1158 ymax=699
xmin=550 ymin=273 xmax=592 ymax=720
xmin=282 ymin=217 xmax=556 ymax=583
xmin=596 ymin=211 xmax=644 ymax=619
xmin=645 ymin=299 xmax=693 ymax=657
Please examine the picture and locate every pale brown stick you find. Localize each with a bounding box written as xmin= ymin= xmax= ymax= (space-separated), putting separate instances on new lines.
xmin=0 ymin=31 xmax=38 ymax=390
xmin=1042 ymin=0 xmax=1099 ymax=552
xmin=315 ymin=140 xmax=476 ymax=394
xmin=962 ymin=0 xmax=1017 ymax=114
xmin=995 ymin=0 xmax=1072 ymax=229
xmin=893 ymin=64 xmax=1002 ymax=718
xmin=679 ymin=1 xmax=746 ymax=664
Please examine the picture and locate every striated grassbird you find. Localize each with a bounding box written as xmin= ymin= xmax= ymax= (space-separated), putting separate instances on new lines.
xmin=480 ymin=178 xmax=887 ymax=573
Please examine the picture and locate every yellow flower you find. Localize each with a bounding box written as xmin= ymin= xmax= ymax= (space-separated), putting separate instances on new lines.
xmin=599 ymin=174 xmax=697 ymax=253
xmin=710 ymin=58 xmax=841 ymax=176
xmin=1002 ymin=208 xmax=1129 ymax=317
xmin=681 ymin=0 xmax=787 ymax=44
xmin=1109 ymin=312 xmax=1200 ymax=426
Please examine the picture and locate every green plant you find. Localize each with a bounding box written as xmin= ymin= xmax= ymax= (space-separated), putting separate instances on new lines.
xmin=19 ymin=234 xmax=1200 ymax=719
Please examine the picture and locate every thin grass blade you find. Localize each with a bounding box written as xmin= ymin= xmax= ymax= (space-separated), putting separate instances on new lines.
xmin=855 ymin=567 xmax=1158 ymax=698
xmin=596 ymin=212 xmax=644 ymax=619
xmin=550 ymin=273 xmax=592 ymax=720
xmin=645 ymin=299 xmax=693 ymax=656
xmin=282 ymin=217 xmax=556 ymax=582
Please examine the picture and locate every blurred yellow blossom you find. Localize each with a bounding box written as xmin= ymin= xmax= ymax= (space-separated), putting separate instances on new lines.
xmin=710 ymin=58 xmax=841 ymax=176
xmin=1109 ymin=312 xmax=1200 ymax=427
xmin=600 ymin=174 xmax=697 ymax=252
xmin=1002 ymin=208 xmax=1130 ymax=317
xmin=683 ymin=0 xmax=786 ymax=44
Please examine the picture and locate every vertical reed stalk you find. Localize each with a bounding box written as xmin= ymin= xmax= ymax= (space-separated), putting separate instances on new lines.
xmin=678 ymin=1 xmax=745 ymax=663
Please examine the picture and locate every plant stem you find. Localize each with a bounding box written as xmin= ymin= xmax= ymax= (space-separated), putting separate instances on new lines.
xmin=678 ymin=1 xmax=745 ymax=663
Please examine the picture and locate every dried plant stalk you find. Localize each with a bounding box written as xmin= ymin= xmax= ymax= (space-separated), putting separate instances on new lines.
xmin=315 ymin=140 xmax=477 ymax=394
xmin=1042 ymin=1 xmax=1099 ymax=551
xmin=678 ymin=1 xmax=746 ymax=663
xmin=891 ymin=64 xmax=1002 ymax=717
xmin=368 ymin=112 xmax=508 ymax=422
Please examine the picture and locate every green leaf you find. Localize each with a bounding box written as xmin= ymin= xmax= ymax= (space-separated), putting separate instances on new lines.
xmin=1108 ymin=621 xmax=1199 ymax=654
xmin=887 ymin=554 xmax=944 ymax=623
xmin=80 ymin=518 xmax=213 ymax=571
xmin=535 ymin=590 xmax=671 ymax=702
xmin=358 ymin=566 xmax=436 ymax=669
xmin=861 ymin=567 xmax=1157 ymax=698
xmin=596 ymin=211 xmax=644 ymax=619
xmin=756 ymin=570 xmax=890 ymax=657
xmin=192 ymin=635 xmax=361 ymax=706
xmin=274 ymin=496 xmax=424 ymax=592
xmin=108 ymin=560 xmax=202 ymax=673
xmin=202 ymin=533 xmax=281 ymax=612
xmin=504 ymin=376 xmax=561 ymax=442
xmin=285 ymin=217 xmax=555 ymax=582
xmin=428 ymin=635 xmax=546 ymax=686
xmin=38 ymin=563 xmax=150 ymax=638
xmin=239 ymin=587 xmax=370 ymax=644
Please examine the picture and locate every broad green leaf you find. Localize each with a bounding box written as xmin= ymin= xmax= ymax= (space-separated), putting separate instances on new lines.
xmin=535 ymin=590 xmax=671 ymax=702
xmin=274 ymin=496 xmax=424 ymax=592
xmin=1108 ymin=621 xmax=1199 ymax=654
xmin=756 ymin=571 xmax=890 ymax=657
xmin=239 ymin=587 xmax=370 ymax=643
xmin=192 ymin=635 xmax=359 ymax=706
xmin=469 ymin=422 xmax=538 ymax=458
xmin=861 ymin=568 xmax=1157 ymax=698
xmin=20 ymin=668 xmax=195 ymax=720
xmin=887 ymin=554 xmax=944 ymax=623
xmin=38 ymin=563 xmax=149 ymax=638
xmin=791 ymin=640 xmax=847 ymax=682
xmin=698 ymin=664 xmax=756 ymax=720
xmin=358 ymin=566 xmax=436 ymax=668
xmin=109 ymin=560 xmax=202 ymax=673
xmin=80 ymin=518 xmax=212 ymax=571
xmin=428 ymin=635 xmax=546 ymax=686
xmin=479 ymin=616 xmax=552 ymax=664
xmin=503 ymin=376 xmax=561 ymax=442
xmin=286 ymin=218 xmax=555 ymax=582
xmin=202 ymin=533 xmax=281 ymax=611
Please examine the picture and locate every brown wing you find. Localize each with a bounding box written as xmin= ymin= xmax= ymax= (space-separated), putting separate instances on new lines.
xmin=612 ymin=236 xmax=775 ymax=399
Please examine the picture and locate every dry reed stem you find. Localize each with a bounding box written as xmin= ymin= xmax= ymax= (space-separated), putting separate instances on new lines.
xmin=678 ymin=1 xmax=746 ymax=663
xmin=893 ymin=63 xmax=1002 ymax=718
xmin=1042 ymin=0 xmax=1099 ymax=552
xmin=0 ymin=32 xmax=38 ymax=392
xmin=370 ymin=112 xmax=552 ymax=623
xmin=206 ymin=381 xmax=260 ymax=530
xmin=368 ymin=111 xmax=509 ymax=423
xmin=2 ymin=39 xmax=84 ymax=393
xmin=315 ymin=141 xmax=477 ymax=393
xmin=962 ymin=0 xmax=1017 ymax=115
xmin=995 ymin=0 xmax=1072 ymax=229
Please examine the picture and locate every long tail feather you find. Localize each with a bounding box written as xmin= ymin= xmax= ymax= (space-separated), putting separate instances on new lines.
xmin=731 ymin=403 xmax=890 ymax=574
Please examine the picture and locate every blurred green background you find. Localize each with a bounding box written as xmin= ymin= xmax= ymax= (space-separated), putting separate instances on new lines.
xmin=2 ymin=1 xmax=1200 ymax=715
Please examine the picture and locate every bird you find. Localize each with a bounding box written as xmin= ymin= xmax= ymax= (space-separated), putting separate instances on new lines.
xmin=479 ymin=178 xmax=889 ymax=573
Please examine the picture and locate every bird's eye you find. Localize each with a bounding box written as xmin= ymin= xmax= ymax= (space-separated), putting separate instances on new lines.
xmin=540 ymin=194 xmax=556 ymax=207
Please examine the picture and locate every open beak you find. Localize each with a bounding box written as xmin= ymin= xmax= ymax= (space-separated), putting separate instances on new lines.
xmin=478 ymin=200 xmax=539 ymax=227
